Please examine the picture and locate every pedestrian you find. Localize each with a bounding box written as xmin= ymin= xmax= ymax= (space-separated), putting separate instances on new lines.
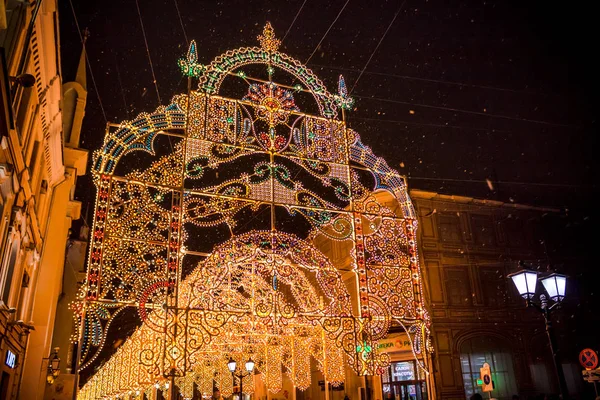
xmin=512 ymin=396 xmax=519 ymax=400
xmin=470 ymin=394 xmax=483 ymax=400
xmin=213 ymin=388 xmax=223 ymax=400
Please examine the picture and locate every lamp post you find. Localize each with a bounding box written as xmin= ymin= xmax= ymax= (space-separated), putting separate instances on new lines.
xmin=43 ymin=347 xmax=61 ymax=384
xmin=508 ymin=263 xmax=569 ymax=399
xmin=228 ymin=357 xmax=255 ymax=400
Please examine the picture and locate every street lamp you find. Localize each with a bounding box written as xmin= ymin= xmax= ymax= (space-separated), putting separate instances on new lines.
xmin=228 ymin=357 xmax=255 ymax=400
xmin=44 ymin=347 xmax=61 ymax=384
xmin=508 ymin=263 xmax=569 ymax=399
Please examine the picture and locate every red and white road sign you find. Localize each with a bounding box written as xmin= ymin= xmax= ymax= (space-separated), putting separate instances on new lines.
xmin=579 ymin=348 xmax=599 ymax=370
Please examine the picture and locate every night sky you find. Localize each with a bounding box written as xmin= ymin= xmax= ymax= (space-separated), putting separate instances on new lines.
xmin=56 ymin=0 xmax=598 ymax=381
xmin=58 ymin=0 xmax=596 ymax=217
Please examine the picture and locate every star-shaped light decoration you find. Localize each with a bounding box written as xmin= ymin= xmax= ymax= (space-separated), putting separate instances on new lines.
xmin=178 ymin=40 xmax=205 ymax=77
xmin=334 ymin=75 xmax=355 ymax=110
xmin=258 ymin=22 xmax=281 ymax=53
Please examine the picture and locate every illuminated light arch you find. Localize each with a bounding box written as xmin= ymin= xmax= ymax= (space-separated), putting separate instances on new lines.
xmin=199 ymin=47 xmax=338 ymax=117
xmin=77 ymin=23 xmax=430 ymax=399
xmin=92 ymin=104 xmax=414 ymax=219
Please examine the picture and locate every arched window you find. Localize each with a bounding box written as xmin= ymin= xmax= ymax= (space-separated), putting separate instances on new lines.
xmin=459 ymin=335 xmax=518 ymax=400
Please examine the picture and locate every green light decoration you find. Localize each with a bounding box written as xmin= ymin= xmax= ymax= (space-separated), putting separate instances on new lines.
xmin=178 ymin=40 xmax=206 ymax=77
xmin=476 ymin=379 xmax=483 ymax=385
xmin=356 ymin=341 xmax=372 ymax=354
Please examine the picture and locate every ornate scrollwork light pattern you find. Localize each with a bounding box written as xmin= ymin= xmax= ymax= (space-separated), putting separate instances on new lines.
xmin=76 ymin=23 xmax=431 ymax=399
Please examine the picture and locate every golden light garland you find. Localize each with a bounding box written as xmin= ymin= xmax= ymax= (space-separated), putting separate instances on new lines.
xmin=76 ymin=23 xmax=432 ymax=399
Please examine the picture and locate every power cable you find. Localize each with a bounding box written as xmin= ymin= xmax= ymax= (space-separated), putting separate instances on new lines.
xmin=173 ymin=0 xmax=189 ymax=45
xmin=305 ymin=0 xmax=350 ymax=65
xmin=135 ymin=0 xmax=162 ymax=105
xmin=408 ymin=176 xmax=594 ymax=189
xmin=353 ymin=94 xmax=578 ymax=128
xmin=113 ymin=51 xmax=130 ymax=119
xmin=351 ymin=116 xmax=513 ymax=133
xmin=349 ymin=0 xmax=406 ymax=94
xmin=310 ymin=63 xmax=551 ymax=95
xmin=67 ymin=0 xmax=108 ymax=124
xmin=282 ymin=0 xmax=308 ymax=44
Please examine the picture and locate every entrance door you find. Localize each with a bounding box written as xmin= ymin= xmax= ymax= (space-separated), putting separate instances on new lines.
xmin=382 ymin=361 xmax=427 ymax=400
xmin=1 ymin=371 xmax=11 ymax=400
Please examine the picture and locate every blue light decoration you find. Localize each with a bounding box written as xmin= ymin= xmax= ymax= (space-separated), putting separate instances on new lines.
xmin=334 ymin=75 xmax=354 ymax=110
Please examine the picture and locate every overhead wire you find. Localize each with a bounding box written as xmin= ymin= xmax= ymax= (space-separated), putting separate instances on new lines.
xmin=353 ymin=94 xmax=578 ymax=128
xmin=349 ymin=0 xmax=406 ymax=94
xmin=113 ymin=52 xmax=130 ymax=119
xmin=310 ymin=63 xmax=551 ymax=95
xmin=135 ymin=0 xmax=162 ymax=105
xmin=407 ymin=176 xmax=595 ymax=189
xmin=282 ymin=0 xmax=308 ymax=44
xmin=67 ymin=0 xmax=108 ymax=124
xmin=173 ymin=0 xmax=189 ymax=45
xmin=134 ymin=0 xmax=174 ymax=153
xmin=351 ymin=115 xmax=512 ymax=133
xmin=305 ymin=0 xmax=350 ymax=65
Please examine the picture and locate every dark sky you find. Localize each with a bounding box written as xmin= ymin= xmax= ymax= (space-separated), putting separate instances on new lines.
xmin=58 ymin=1 xmax=598 ymax=382
xmin=59 ymin=0 xmax=597 ymax=215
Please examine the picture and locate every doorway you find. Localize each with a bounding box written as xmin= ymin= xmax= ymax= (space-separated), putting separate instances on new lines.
xmin=381 ymin=361 xmax=427 ymax=400
xmin=1 ymin=371 xmax=12 ymax=400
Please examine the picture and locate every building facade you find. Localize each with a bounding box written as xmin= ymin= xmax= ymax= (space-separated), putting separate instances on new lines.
xmin=410 ymin=189 xmax=586 ymax=399
xmin=0 ymin=0 xmax=87 ymax=398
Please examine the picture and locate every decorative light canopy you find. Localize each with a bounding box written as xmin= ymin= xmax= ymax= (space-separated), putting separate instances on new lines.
xmin=75 ymin=23 xmax=431 ymax=400
xmin=540 ymin=273 xmax=567 ymax=303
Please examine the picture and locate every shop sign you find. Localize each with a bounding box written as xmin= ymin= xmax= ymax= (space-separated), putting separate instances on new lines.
xmin=5 ymin=349 xmax=17 ymax=369
xmin=376 ymin=334 xmax=411 ymax=353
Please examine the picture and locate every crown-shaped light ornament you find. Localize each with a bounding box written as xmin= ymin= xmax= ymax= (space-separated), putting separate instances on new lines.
xmin=258 ymin=22 xmax=281 ymax=53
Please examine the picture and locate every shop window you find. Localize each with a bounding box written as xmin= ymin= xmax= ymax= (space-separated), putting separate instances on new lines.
xmin=459 ymin=336 xmax=518 ymax=400
xmin=382 ymin=360 xmax=427 ymax=400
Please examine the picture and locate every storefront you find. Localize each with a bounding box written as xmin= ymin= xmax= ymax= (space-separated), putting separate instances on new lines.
xmin=373 ymin=333 xmax=429 ymax=400
xmin=0 ymin=346 xmax=18 ymax=398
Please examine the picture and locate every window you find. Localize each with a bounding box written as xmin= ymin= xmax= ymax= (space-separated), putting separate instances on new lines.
xmin=479 ymin=267 xmax=508 ymax=307
xmin=0 ymin=238 xmax=19 ymax=304
xmin=445 ymin=267 xmax=472 ymax=306
xmin=459 ymin=336 xmax=517 ymax=400
xmin=438 ymin=214 xmax=462 ymax=243
xmin=503 ymin=217 xmax=526 ymax=248
xmin=15 ymin=85 xmax=32 ymax=136
xmin=471 ymin=215 xmax=496 ymax=247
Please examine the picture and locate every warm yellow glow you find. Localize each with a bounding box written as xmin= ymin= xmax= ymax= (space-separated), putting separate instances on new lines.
xmin=76 ymin=23 xmax=432 ymax=400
